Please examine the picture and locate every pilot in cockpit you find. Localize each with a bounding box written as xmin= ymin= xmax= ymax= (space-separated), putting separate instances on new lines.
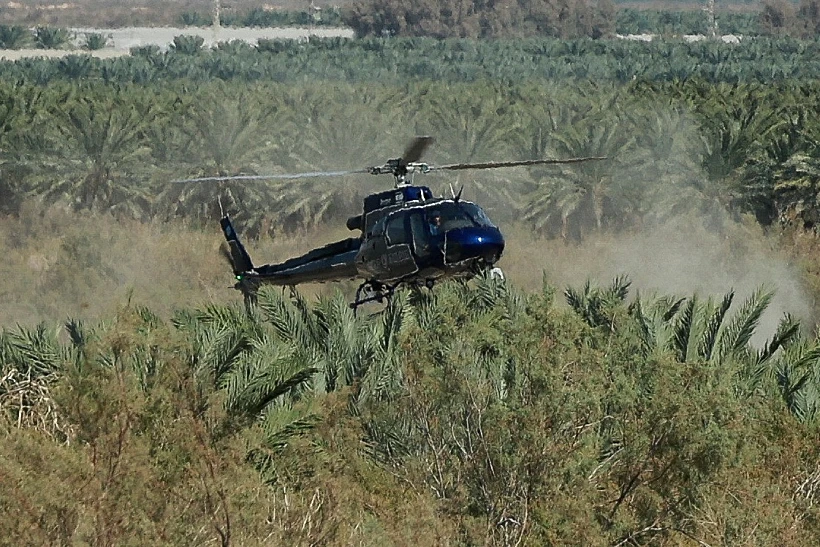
xmin=429 ymin=212 xmax=442 ymax=235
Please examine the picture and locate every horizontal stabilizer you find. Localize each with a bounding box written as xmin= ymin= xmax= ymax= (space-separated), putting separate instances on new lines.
xmin=220 ymin=216 xmax=253 ymax=274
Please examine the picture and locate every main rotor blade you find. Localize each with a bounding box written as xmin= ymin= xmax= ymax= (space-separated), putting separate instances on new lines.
xmin=429 ymin=156 xmax=608 ymax=171
xmin=402 ymin=136 xmax=434 ymax=164
xmin=173 ymin=169 xmax=370 ymax=184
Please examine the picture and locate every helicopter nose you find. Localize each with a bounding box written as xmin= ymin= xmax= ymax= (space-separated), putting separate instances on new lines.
xmin=444 ymin=227 xmax=505 ymax=265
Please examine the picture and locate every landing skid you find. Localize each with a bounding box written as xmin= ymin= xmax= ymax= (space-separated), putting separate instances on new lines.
xmin=351 ymin=280 xmax=400 ymax=313
xmin=350 ymin=277 xmax=439 ymax=313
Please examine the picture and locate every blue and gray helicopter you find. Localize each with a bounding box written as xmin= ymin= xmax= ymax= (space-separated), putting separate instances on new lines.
xmin=181 ymin=137 xmax=603 ymax=310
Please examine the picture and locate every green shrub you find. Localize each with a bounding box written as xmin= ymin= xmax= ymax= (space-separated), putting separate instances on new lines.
xmin=169 ymin=34 xmax=205 ymax=55
xmin=0 ymin=25 xmax=32 ymax=49
xmin=129 ymin=44 xmax=161 ymax=57
xmin=34 ymin=26 xmax=71 ymax=50
xmin=179 ymin=11 xmax=212 ymax=27
xmin=82 ymin=32 xmax=110 ymax=51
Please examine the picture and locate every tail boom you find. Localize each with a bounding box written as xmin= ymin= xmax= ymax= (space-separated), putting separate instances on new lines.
xmin=220 ymin=215 xmax=361 ymax=294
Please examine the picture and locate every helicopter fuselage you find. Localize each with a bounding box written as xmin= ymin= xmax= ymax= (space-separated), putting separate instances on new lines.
xmin=221 ymin=185 xmax=505 ymax=305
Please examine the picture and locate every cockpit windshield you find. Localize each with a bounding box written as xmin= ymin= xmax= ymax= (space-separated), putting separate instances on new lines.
xmin=426 ymin=201 xmax=496 ymax=234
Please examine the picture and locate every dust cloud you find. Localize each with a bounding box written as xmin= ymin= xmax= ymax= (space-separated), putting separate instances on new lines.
xmin=501 ymin=102 xmax=817 ymax=343
xmin=504 ymin=215 xmax=816 ymax=345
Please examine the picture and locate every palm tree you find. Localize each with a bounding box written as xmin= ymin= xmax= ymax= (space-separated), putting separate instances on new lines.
xmin=626 ymin=101 xmax=707 ymax=222
xmin=625 ymin=286 xmax=776 ymax=367
xmin=0 ymin=83 xmax=53 ymax=213
xmin=589 ymin=280 xmax=820 ymax=423
xmin=566 ymin=276 xmax=632 ymax=331
xmin=258 ymin=287 xmax=386 ymax=393
xmin=0 ymin=25 xmax=31 ymax=49
xmin=172 ymin=287 xmax=409 ymax=477
xmin=0 ymin=322 xmax=76 ymax=438
xmin=160 ymin=83 xmax=289 ymax=233
xmin=174 ymin=83 xmax=285 ymax=178
xmin=733 ymin=97 xmax=815 ymax=224
xmin=694 ymin=85 xmax=781 ymax=183
xmin=769 ymin=338 xmax=820 ymax=423
xmin=269 ymin=84 xmax=402 ymax=227
xmin=522 ymin=103 xmax=639 ymax=239
xmin=34 ymin=26 xmax=70 ymax=50
xmin=771 ymin=154 xmax=820 ymax=230
xmin=41 ymin=86 xmax=158 ymax=217
xmin=414 ymin=83 xmax=524 ymax=163
xmin=172 ymin=300 xmax=318 ymax=479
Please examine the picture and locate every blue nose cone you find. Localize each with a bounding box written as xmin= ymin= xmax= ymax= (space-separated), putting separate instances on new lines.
xmin=444 ymin=227 xmax=505 ymax=265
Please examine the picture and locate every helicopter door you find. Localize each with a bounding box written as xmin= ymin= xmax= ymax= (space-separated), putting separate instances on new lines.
xmin=383 ymin=215 xmax=418 ymax=279
xmin=409 ymin=212 xmax=432 ymax=259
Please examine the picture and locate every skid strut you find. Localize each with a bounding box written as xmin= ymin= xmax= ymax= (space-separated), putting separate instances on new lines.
xmin=351 ymin=280 xmax=402 ymax=313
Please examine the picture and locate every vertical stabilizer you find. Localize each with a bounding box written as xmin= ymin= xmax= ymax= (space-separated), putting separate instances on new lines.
xmin=220 ymin=216 xmax=254 ymax=273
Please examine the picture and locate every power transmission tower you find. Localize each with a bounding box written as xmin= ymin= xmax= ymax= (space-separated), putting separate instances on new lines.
xmin=704 ymin=0 xmax=718 ymax=39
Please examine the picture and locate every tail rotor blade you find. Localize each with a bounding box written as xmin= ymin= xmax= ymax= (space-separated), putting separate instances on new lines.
xmin=220 ymin=216 xmax=254 ymax=274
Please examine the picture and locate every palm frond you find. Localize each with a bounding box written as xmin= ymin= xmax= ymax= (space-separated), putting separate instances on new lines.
xmin=260 ymin=405 xmax=321 ymax=451
xmin=699 ymin=290 xmax=734 ymax=362
xmin=628 ymin=295 xmax=654 ymax=356
xmin=757 ymin=313 xmax=801 ymax=365
xmin=776 ymin=366 xmax=814 ymax=422
xmin=226 ymin=353 xmax=317 ymax=417
xmin=715 ymin=287 xmax=774 ymax=364
xmin=258 ymin=286 xmax=323 ymax=350
xmin=661 ymin=297 xmax=686 ymax=322
xmin=670 ymin=297 xmax=696 ymax=363
xmin=608 ymin=274 xmax=632 ymax=303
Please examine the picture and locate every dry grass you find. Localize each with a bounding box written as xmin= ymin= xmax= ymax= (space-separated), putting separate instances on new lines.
xmin=0 ymin=202 xmax=357 ymax=327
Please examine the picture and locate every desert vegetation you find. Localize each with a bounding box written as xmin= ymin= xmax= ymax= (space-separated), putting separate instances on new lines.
xmin=3 ymin=274 xmax=820 ymax=544
xmin=4 ymin=1 xmax=820 ymax=544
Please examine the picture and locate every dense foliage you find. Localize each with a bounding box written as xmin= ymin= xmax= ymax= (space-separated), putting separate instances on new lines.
xmin=342 ymin=0 xmax=616 ymax=39
xmin=2 ymin=276 xmax=819 ymax=544
xmin=616 ymin=7 xmax=759 ymax=36
xmin=2 ymin=69 xmax=820 ymax=239
xmin=760 ymin=0 xmax=820 ymax=38
xmin=6 ymin=36 xmax=820 ymax=85
xmin=340 ymin=0 xmax=820 ymax=38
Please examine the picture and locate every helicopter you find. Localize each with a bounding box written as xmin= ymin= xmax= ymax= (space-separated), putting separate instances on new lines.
xmin=177 ymin=137 xmax=605 ymax=311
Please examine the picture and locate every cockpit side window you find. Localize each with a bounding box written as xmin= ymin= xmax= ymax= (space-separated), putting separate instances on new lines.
xmin=429 ymin=202 xmax=473 ymax=232
xmin=371 ymin=217 xmax=386 ymax=237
